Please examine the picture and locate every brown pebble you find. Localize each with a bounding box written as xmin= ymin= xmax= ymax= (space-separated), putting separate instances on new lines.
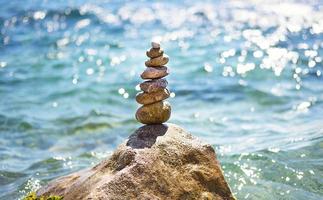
xmin=136 ymin=89 xmax=170 ymax=105
xmin=141 ymin=66 xmax=169 ymax=79
xmin=146 ymin=48 xmax=164 ymax=58
xmin=145 ymin=55 xmax=169 ymax=67
xmin=135 ymin=101 xmax=171 ymax=124
xmin=140 ymin=79 xmax=168 ymax=93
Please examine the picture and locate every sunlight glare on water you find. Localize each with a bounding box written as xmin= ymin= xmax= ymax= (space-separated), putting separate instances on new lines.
xmin=0 ymin=0 xmax=322 ymax=199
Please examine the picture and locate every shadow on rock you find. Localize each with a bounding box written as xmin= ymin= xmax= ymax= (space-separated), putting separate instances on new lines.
xmin=126 ymin=124 xmax=168 ymax=149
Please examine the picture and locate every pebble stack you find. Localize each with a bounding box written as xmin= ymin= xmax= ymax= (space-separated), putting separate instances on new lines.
xmin=135 ymin=41 xmax=171 ymax=124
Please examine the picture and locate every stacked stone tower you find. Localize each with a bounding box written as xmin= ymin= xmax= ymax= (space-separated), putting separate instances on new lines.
xmin=135 ymin=41 xmax=171 ymax=124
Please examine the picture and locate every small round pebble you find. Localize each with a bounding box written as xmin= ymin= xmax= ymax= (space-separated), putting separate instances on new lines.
xmin=146 ymin=48 xmax=164 ymax=58
xmin=151 ymin=41 xmax=160 ymax=49
xmin=136 ymin=89 xmax=170 ymax=105
xmin=136 ymin=101 xmax=171 ymax=124
xmin=140 ymin=79 xmax=168 ymax=93
xmin=141 ymin=66 xmax=169 ymax=79
xmin=145 ymin=55 xmax=169 ymax=67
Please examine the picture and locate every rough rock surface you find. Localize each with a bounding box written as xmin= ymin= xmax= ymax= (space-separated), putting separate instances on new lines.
xmin=37 ymin=124 xmax=235 ymax=200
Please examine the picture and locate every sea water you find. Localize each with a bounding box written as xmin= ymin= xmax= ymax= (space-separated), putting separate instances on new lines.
xmin=0 ymin=0 xmax=322 ymax=199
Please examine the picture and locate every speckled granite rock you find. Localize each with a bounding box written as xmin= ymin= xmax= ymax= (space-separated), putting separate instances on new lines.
xmin=37 ymin=124 xmax=235 ymax=200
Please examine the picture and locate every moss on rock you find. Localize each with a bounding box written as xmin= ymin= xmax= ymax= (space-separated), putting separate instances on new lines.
xmin=23 ymin=191 xmax=63 ymax=200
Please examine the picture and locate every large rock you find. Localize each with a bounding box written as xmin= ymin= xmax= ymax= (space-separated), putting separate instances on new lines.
xmin=37 ymin=124 xmax=235 ymax=200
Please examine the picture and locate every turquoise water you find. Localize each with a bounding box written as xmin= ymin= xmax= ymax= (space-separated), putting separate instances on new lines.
xmin=0 ymin=0 xmax=323 ymax=199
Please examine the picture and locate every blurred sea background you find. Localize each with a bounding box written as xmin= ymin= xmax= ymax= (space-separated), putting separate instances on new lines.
xmin=0 ymin=0 xmax=323 ymax=199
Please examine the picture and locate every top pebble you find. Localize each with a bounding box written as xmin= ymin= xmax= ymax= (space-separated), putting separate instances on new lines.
xmin=151 ymin=41 xmax=160 ymax=49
